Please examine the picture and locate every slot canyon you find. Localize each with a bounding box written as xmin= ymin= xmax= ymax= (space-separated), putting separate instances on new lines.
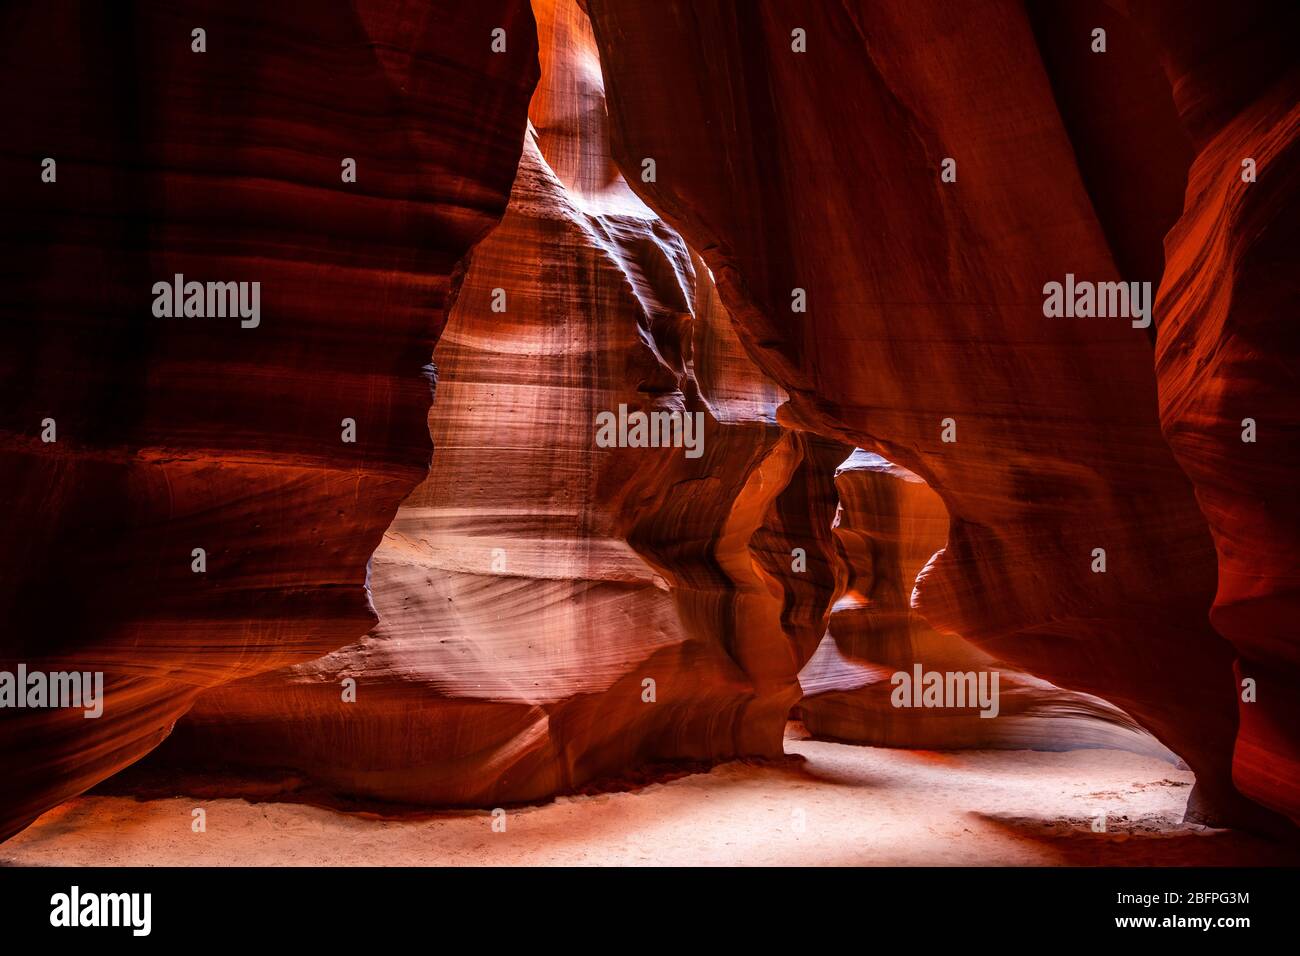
xmin=1 ymin=0 xmax=1297 ymax=873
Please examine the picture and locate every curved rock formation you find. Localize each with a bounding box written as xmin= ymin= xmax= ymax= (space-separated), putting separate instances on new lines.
xmin=0 ymin=0 xmax=538 ymax=840
xmin=4 ymin=0 xmax=1295 ymax=843
xmin=582 ymin=0 xmax=1285 ymax=828
xmin=1135 ymin=0 xmax=1300 ymax=823
xmin=797 ymin=451 xmax=1173 ymax=760
xmin=143 ymin=0 xmax=842 ymax=805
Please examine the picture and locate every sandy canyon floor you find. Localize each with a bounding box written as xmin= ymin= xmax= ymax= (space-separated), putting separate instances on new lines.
xmin=5 ymin=734 xmax=1295 ymax=866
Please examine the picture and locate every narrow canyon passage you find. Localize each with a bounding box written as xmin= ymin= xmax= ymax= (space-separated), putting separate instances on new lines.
xmin=2 ymin=0 xmax=1297 ymax=881
xmin=111 ymin=0 xmax=1181 ymax=823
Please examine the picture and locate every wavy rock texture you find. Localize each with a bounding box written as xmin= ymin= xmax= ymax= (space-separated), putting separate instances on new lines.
xmin=0 ymin=0 xmax=538 ymax=840
xmin=5 ymin=0 xmax=1295 ymax=842
xmin=145 ymin=0 xmax=844 ymax=805
xmin=583 ymin=0 xmax=1289 ymax=828
xmin=1133 ymin=0 xmax=1300 ymax=823
xmin=797 ymin=451 xmax=1172 ymax=760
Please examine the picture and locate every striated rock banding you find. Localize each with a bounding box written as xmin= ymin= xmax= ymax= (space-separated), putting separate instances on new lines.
xmin=145 ymin=0 xmax=843 ymax=805
xmin=798 ymin=451 xmax=1174 ymax=760
xmin=582 ymin=0 xmax=1283 ymax=827
xmin=0 ymin=0 xmax=538 ymax=841
xmin=1135 ymin=0 xmax=1300 ymax=824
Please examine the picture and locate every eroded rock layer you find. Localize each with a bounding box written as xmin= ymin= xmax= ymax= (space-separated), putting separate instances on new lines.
xmin=146 ymin=0 xmax=839 ymax=804
xmin=583 ymin=0 xmax=1287 ymax=828
xmin=1135 ymin=0 xmax=1300 ymax=823
xmin=0 ymin=0 xmax=538 ymax=840
xmin=797 ymin=451 xmax=1172 ymax=760
xmin=3 ymin=0 xmax=1295 ymax=839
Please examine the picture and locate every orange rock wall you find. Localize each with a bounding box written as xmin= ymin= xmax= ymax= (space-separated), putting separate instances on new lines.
xmin=582 ymin=0 xmax=1290 ymax=828
xmin=150 ymin=0 xmax=839 ymax=804
xmin=3 ymin=0 xmax=1295 ymax=840
xmin=0 ymin=0 xmax=538 ymax=840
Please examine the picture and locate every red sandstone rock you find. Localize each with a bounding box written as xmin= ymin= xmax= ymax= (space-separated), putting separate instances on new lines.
xmin=582 ymin=0 xmax=1285 ymax=828
xmin=147 ymin=0 xmax=839 ymax=805
xmin=157 ymin=0 xmax=1169 ymax=803
xmin=3 ymin=0 xmax=1295 ymax=842
xmin=0 ymin=0 xmax=538 ymax=840
xmin=1131 ymin=0 xmax=1300 ymax=824
xmin=797 ymin=451 xmax=1174 ymax=759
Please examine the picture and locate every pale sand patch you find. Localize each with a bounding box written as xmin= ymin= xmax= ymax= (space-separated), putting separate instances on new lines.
xmin=4 ymin=739 xmax=1294 ymax=866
